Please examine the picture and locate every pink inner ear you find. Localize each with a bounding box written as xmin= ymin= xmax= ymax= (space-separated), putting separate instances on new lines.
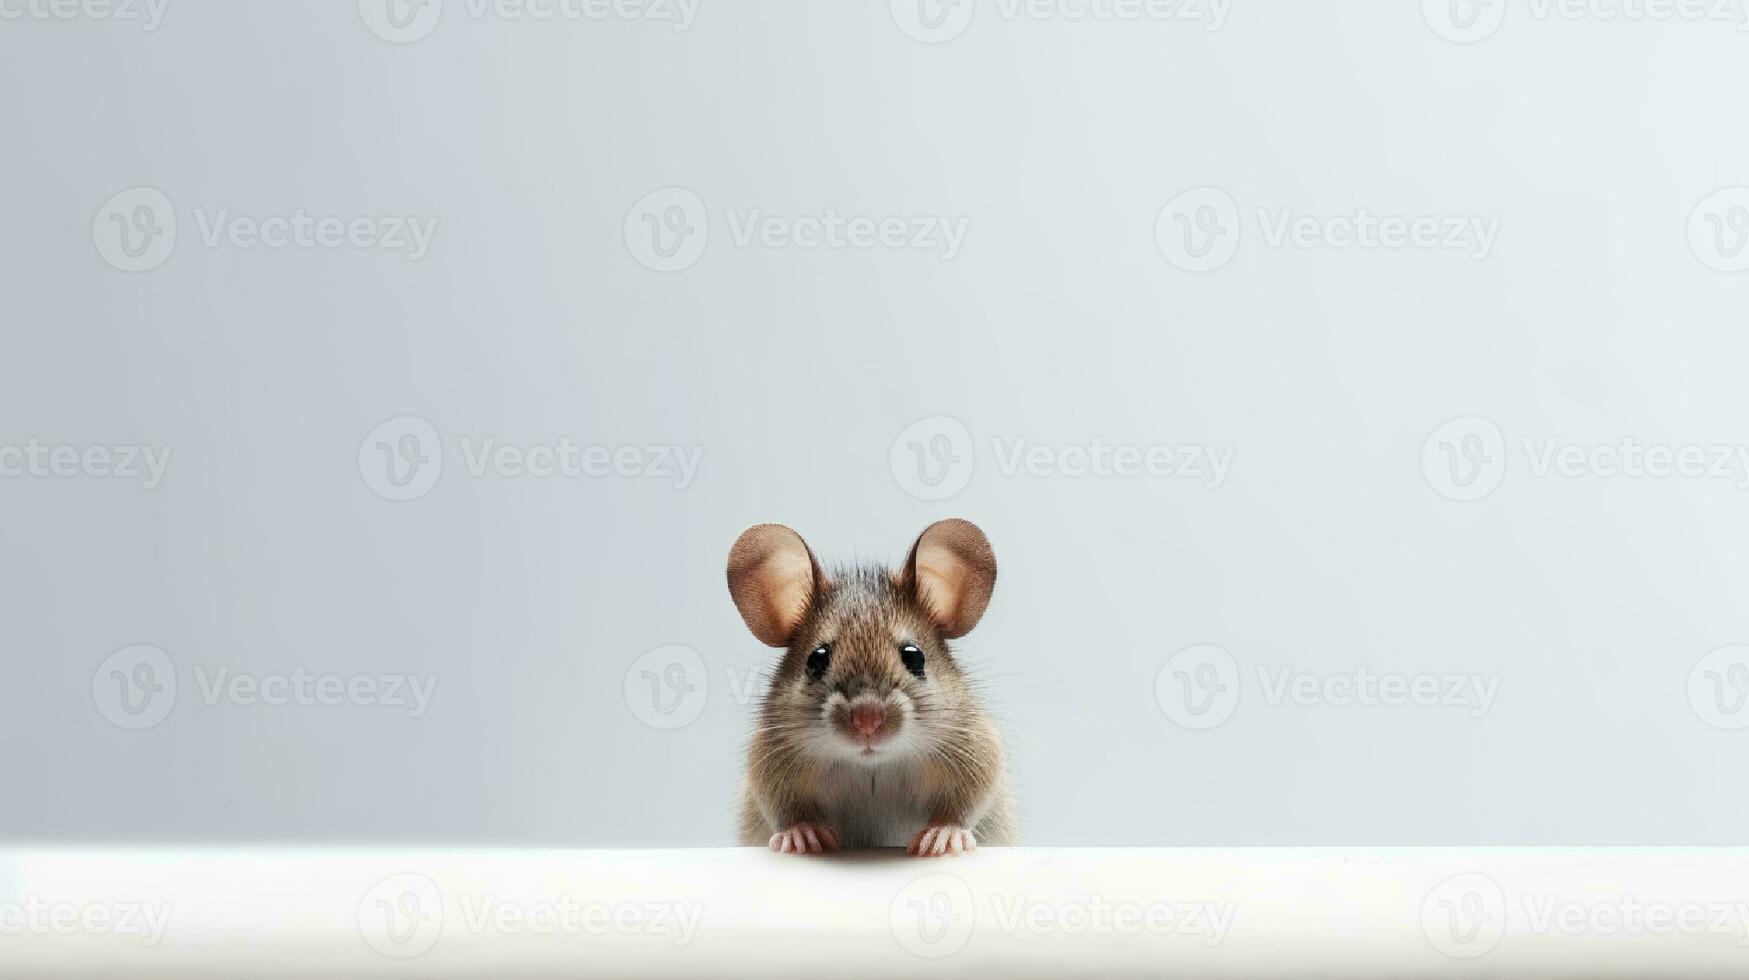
xmin=909 ymin=521 xmax=996 ymax=639
xmin=760 ymin=549 xmax=815 ymax=637
xmin=728 ymin=525 xmax=819 ymax=647
xmin=915 ymin=557 xmax=965 ymax=626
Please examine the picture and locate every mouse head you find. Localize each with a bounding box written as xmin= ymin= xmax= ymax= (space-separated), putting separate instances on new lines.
xmin=727 ymin=519 xmax=997 ymax=765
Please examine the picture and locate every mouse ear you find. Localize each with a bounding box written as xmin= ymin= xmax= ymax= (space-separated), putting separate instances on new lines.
xmin=903 ymin=519 xmax=997 ymax=639
xmin=727 ymin=524 xmax=822 ymax=648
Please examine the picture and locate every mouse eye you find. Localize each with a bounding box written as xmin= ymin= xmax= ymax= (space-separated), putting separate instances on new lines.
xmin=805 ymin=644 xmax=831 ymax=682
xmin=899 ymin=643 xmax=925 ymax=679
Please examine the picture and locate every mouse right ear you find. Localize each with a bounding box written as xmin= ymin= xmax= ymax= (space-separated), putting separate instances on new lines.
xmin=726 ymin=524 xmax=821 ymax=647
xmin=903 ymin=518 xmax=997 ymax=639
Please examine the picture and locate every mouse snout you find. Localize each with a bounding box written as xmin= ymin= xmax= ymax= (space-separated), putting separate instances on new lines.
xmin=851 ymin=701 xmax=886 ymax=737
xmin=832 ymin=690 xmax=902 ymax=754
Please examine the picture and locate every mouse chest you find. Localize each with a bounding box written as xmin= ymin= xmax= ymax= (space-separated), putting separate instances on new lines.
xmin=814 ymin=762 xmax=931 ymax=848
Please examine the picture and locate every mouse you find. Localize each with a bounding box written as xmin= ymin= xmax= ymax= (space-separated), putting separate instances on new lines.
xmin=727 ymin=518 xmax=1017 ymax=856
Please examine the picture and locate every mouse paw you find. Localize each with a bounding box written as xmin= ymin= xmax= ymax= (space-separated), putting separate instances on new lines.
xmin=907 ymin=824 xmax=976 ymax=857
xmin=769 ymin=822 xmax=839 ymax=855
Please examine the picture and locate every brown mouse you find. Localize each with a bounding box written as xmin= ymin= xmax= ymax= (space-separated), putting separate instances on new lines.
xmin=727 ymin=518 xmax=1017 ymax=856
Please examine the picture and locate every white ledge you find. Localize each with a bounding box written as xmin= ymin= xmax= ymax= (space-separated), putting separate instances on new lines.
xmin=3 ymin=846 xmax=1748 ymax=978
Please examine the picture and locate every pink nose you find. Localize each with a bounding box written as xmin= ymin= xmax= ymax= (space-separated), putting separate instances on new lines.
xmin=851 ymin=703 xmax=886 ymax=737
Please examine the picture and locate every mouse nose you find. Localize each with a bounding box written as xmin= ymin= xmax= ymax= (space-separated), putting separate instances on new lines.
xmin=851 ymin=702 xmax=886 ymax=737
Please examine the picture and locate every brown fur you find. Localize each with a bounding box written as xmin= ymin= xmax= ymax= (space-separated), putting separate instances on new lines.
xmin=728 ymin=522 xmax=1017 ymax=849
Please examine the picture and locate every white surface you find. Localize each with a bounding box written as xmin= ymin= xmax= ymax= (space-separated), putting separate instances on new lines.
xmin=4 ymin=847 xmax=1749 ymax=977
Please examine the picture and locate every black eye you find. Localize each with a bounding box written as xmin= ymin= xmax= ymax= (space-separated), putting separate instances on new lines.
xmin=806 ymin=644 xmax=831 ymax=682
xmin=900 ymin=643 xmax=925 ymax=679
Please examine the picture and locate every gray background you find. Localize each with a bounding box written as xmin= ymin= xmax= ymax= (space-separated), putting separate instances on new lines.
xmin=3 ymin=0 xmax=1748 ymax=846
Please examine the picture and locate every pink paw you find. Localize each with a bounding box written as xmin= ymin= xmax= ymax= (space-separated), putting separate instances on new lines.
xmin=769 ymin=822 xmax=839 ymax=855
xmin=907 ymin=824 xmax=976 ymax=857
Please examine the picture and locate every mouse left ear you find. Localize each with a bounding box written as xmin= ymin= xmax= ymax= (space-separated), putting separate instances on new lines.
xmin=727 ymin=524 xmax=822 ymax=647
xmin=903 ymin=519 xmax=997 ymax=639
